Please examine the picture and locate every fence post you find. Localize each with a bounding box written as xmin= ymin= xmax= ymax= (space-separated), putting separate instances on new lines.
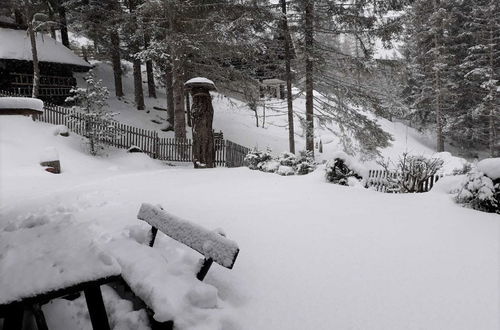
xmin=153 ymin=132 xmax=159 ymax=159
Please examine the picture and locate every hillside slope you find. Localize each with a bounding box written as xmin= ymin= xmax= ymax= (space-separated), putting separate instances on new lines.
xmin=81 ymin=61 xmax=438 ymax=165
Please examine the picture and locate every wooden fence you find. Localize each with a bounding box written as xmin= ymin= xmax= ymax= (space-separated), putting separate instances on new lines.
xmin=0 ymin=90 xmax=250 ymax=167
xmin=366 ymin=169 xmax=442 ymax=193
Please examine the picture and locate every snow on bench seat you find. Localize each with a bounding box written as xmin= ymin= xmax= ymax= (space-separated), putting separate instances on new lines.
xmin=137 ymin=203 xmax=239 ymax=269
xmin=0 ymin=220 xmax=121 ymax=305
xmin=106 ymin=238 xmax=219 ymax=326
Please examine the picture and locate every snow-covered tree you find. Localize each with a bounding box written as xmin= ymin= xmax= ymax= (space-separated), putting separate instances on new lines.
xmin=66 ymin=71 xmax=117 ymax=155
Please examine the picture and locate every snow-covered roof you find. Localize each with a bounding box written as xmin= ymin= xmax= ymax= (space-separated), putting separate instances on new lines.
xmin=0 ymin=28 xmax=91 ymax=68
xmin=0 ymin=97 xmax=44 ymax=113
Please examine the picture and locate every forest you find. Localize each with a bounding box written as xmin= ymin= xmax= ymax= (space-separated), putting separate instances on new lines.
xmin=1 ymin=0 xmax=498 ymax=158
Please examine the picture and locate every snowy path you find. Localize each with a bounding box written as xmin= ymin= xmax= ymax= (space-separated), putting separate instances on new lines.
xmin=2 ymin=165 xmax=499 ymax=330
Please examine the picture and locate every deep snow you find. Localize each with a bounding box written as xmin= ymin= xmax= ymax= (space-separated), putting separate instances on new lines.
xmin=1 ymin=116 xmax=499 ymax=330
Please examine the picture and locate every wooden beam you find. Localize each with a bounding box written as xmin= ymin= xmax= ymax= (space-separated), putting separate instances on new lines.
xmin=84 ymin=286 xmax=111 ymax=330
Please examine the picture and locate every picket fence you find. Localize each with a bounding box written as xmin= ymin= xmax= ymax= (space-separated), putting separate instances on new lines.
xmin=0 ymin=90 xmax=250 ymax=167
xmin=366 ymin=169 xmax=442 ymax=193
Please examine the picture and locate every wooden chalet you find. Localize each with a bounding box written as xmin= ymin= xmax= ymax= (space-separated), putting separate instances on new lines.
xmin=0 ymin=22 xmax=91 ymax=104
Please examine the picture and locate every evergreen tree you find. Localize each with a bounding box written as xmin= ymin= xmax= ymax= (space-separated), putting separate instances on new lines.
xmin=462 ymin=0 xmax=500 ymax=156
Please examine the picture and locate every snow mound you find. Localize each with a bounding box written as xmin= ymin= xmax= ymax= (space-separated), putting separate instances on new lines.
xmin=477 ymin=158 xmax=500 ymax=180
xmin=0 ymin=97 xmax=44 ymax=112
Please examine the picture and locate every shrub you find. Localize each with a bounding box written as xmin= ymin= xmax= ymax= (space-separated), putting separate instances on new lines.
xmin=244 ymin=148 xmax=272 ymax=170
xmin=325 ymin=153 xmax=364 ymax=185
xmin=455 ymin=169 xmax=499 ymax=214
xmin=296 ymin=151 xmax=316 ymax=175
xmin=379 ymin=153 xmax=444 ymax=193
xmin=245 ymin=149 xmax=316 ymax=176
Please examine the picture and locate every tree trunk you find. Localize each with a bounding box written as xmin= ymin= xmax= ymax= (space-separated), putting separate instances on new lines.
xmin=48 ymin=7 xmax=57 ymax=39
xmin=129 ymin=0 xmax=145 ymax=110
xmin=110 ymin=30 xmax=124 ymax=97
xmin=173 ymin=61 xmax=186 ymax=139
xmin=165 ymin=63 xmax=175 ymax=126
xmin=133 ymin=59 xmax=145 ymax=110
xmin=304 ymin=0 xmax=314 ymax=154
xmin=433 ymin=0 xmax=444 ymax=152
xmin=488 ymin=5 xmax=497 ymax=157
xmin=281 ymin=0 xmax=295 ymax=154
xmin=58 ymin=4 xmax=70 ymax=48
xmin=28 ymin=21 xmax=40 ymax=98
xmin=186 ymin=93 xmax=192 ymax=127
xmin=144 ymin=32 xmax=157 ymax=98
xmin=189 ymin=86 xmax=215 ymax=168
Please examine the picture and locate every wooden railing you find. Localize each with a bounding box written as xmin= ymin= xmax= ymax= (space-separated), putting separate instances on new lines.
xmin=0 ymin=90 xmax=250 ymax=167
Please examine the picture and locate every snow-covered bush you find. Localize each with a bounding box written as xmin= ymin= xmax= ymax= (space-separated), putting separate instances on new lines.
xmin=66 ymin=71 xmax=117 ymax=156
xmin=244 ymin=148 xmax=272 ymax=170
xmin=278 ymin=152 xmax=297 ymax=167
xmin=295 ymin=150 xmax=316 ymax=175
xmin=245 ymin=149 xmax=316 ymax=176
xmin=325 ymin=152 xmax=364 ymax=185
xmin=455 ymin=169 xmax=499 ymax=214
xmin=379 ymin=153 xmax=444 ymax=193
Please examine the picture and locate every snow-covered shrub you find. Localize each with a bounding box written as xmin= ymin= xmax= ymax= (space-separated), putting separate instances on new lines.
xmin=379 ymin=153 xmax=444 ymax=193
xmin=66 ymin=71 xmax=117 ymax=156
xmin=452 ymin=162 xmax=473 ymax=175
xmin=455 ymin=169 xmax=499 ymax=214
xmin=244 ymin=148 xmax=272 ymax=170
xmin=278 ymin=152 xmax=297 ymax=167
xmin=245 ymin=149 xmax=316 ymax=176
xmin=277 ymin=165 xmax=295 ymax=176
xmin=325 ymin=152 xmax=364 ymax=185
xmin=295 ymin=150 xmax=316 ymax=175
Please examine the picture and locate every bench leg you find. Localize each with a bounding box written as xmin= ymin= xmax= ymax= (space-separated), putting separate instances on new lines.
xmin=3 ymin=305 xmax=23 ymax=330
xmin=149 ymin=227 xmax=159 ymax=247
xmin=84 ymin=286 xmax=111 ymax=330
xmin=196 ymin=258 xmax=213 ymax=281
xmin=32 ymin=304 xmax=49 ymax=330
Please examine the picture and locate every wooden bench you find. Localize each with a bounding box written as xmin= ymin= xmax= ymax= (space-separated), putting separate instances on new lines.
xmin=137 ymin=203 xmax=240 ymax=281
xmin=0 ymin=275 xmax=121 ymax=330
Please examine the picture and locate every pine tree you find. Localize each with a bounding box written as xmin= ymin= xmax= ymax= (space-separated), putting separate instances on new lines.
xmin=462 ymin=0 xmax=500 ymax=156
xmin=289 ymin=0 xmax=405 ymax=157
xmin=66 ymin=71 xmax=117 ymax=155
xmin=67 ymin=0 xmax=125 ymax=98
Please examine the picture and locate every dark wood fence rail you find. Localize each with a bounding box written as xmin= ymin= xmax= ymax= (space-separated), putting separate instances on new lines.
xmin=0 ymin=90 xmax=250 ymax=167
xmin=366 ymin=169 xmax=442 ymax=193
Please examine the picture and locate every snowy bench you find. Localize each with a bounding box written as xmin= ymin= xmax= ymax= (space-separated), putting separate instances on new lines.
xmin=0 ymin=221 xmax=121 ymax=330
xmin=137 ymin=203 xmax=240 ymax=281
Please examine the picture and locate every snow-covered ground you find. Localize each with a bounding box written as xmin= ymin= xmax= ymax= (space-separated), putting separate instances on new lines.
xmin=1 ymin=115 xmax=499 ymax=330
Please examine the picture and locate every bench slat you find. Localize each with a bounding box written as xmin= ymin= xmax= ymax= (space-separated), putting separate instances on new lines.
xmin=137 ymin=203 xmax=239 ymax=269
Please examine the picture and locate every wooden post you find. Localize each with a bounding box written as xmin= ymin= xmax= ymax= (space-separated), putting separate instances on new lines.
xmin=84 ymin=286 xmax=111 ymax=330
xmin=185 ymin=78 xmax=216 ymax=168
xmin=32 ymin=303 xmax=49 ymax=330
xmin=196 ymin=258 xmax=214 ymax=281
